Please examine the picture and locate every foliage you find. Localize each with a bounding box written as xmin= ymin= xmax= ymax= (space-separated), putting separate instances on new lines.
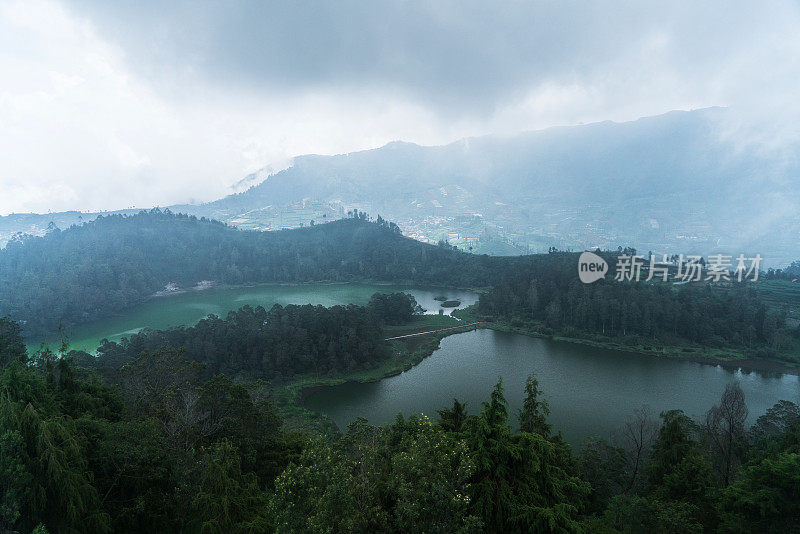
xmin=89 ymin=294 xmax=420 ymax=378
xmin=480 ymin=252 xmax=791 ymax=355
xmin=438 ymin=397 xmax=469 ymax=433
xmin=0 ymin=318 xmax=26 ymax=369
xmin=2 ymin=311 xmax=800 ymax=532
xmin=518 ymin=372 xmax=552 ymax=437
xmin=0 ymin=320 xmax=292 ymax=533
xmin=0 ymin=211 xmax=511 ymax=337
xmin=270 ymin=415 xmax=482 ymax=533
xmin=468 ymin=380 xmax=588 ymax=532
xmin=719 ymin=449 xmax=800 ymax=533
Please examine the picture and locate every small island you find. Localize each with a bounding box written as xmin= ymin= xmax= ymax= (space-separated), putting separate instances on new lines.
xmin=440 ymin=299 xmax=461 ymax=308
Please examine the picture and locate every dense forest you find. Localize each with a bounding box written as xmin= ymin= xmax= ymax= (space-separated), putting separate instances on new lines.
xmin=0 ymin=210 xmax=511 ymax=337
xmin=1 ymin=316 xmax=799 ymax=533
xmin=2 ymin=210 xmax=796 ymax=363
xmin=478 ymin=252 xmax=796 ymax=359
xmin=76 ymin=292 xmax=422 ymax=379
xmin=3 ymin=210 xmax=800 ymax=531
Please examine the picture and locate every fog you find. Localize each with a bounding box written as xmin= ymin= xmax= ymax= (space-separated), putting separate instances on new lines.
xmin=2 ymin=0 xmax=799 ymax=214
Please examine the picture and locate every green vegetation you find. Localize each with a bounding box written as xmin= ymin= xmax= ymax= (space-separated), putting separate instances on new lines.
xmin=25 ymin=282 xmax=465 ymax=354
xmin=0 ymin=333 xmax=293 ymax=532
xmin=0 ymin=210 xmax=513 ymax=338
xmin=76 ymin=292 xmax=422 ymax=380
xmin=3 ymin=310 xmax=799 ymax=532
xmin=84 ymin=305 xmax=473 ymax=436
xmin=478 ymin=251 xmax=800 ymax=364
xmin=756 ymin=279 xmax=800 ymax=323
xmin=3 ymin=211 xmax=800 ymax=531
xmin=4 ymin=210 xmax=799 ymax=368
xmin=266 ymin=313 xmax=470 ymax=435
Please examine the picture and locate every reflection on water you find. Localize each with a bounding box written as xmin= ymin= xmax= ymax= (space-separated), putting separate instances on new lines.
xmin=306 ymin=329 xmax=800 ymax=445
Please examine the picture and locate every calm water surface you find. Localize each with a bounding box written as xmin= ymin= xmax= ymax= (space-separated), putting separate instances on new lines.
xmin=305 ymin=329 xmax=800 ymax=445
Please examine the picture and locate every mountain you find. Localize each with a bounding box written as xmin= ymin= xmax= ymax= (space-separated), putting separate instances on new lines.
xmin=3 ymin=108 xmax=797 ymax=264
xmin=177 ymin=107 xmax=800 ymax=264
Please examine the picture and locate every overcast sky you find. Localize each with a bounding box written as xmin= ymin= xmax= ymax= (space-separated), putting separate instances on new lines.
xmin=1 ymin=0 xmax=799 ymax=215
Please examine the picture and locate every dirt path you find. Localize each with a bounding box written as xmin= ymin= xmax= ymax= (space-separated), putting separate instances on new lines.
xmin=384 ymin=322 xmax=485 ymax=341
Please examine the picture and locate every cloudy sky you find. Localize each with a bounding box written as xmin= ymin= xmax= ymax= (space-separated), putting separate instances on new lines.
xmin=1 ymin=0 xmax=799 ymax=215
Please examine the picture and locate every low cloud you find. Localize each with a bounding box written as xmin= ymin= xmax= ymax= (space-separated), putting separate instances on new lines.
xmin=1 ymin=0 xmax=799 ymax=214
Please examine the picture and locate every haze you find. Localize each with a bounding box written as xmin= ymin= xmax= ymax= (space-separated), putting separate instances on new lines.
xmin=2 ymin=0 xmax=799 ymax=215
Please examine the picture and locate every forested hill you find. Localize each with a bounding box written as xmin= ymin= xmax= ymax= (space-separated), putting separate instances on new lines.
xmin=0 ymin=210 xmax=510 ymax=337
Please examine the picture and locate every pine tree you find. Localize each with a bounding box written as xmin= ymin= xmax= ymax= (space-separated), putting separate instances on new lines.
xmin=438 ymin=398 xmax=469 ymax=433
xmin=518 ymin=373 xmax=551 ymax=437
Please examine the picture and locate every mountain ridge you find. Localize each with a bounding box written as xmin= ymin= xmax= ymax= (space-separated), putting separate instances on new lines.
xmin=2 ymin=107 xmax=797 ymax=265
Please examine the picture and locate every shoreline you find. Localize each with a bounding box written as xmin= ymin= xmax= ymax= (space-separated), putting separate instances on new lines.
xmin=298 ymin=320 xmax=800 ymax=415
xmin=296 ymin=324 xmax=476 ymax=409
xmin=479 ymin=321 xmax=800 ymax=376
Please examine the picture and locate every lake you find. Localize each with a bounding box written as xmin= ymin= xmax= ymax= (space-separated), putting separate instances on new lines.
xmin=38 ymin=283 xmax=479 ymax=353
xmin=305 ymin=329 xmax=800 ymax=445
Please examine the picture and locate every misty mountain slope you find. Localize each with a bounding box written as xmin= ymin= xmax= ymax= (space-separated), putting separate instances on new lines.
xmin=186 ymin=107 xmax=799 ymax=264
xmin=3 ymin=108 xmax=797 ymax=264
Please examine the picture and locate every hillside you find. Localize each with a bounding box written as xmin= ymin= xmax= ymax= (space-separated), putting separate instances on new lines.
xmin=0 ymin=211 xmax=510 ymax=337
xmin=4 ymin=108 xmax=798 ymax=263
xmin=176 ymin=108 xmax=800 ymax=264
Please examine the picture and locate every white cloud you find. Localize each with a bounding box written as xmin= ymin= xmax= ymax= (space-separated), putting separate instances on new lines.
xmin=1 ymin=0 xmax=799 ymax=214
xmin=0 ymin=0 xmax=465 ymax=214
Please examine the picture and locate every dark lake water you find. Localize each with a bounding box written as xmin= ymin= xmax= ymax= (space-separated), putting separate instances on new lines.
xmin=305 ymin=329 xmax=800 ymax=445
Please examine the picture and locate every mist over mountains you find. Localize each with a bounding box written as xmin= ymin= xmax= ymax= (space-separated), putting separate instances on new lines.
xmin=3 ymin=107 xmax=798 ymax=265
